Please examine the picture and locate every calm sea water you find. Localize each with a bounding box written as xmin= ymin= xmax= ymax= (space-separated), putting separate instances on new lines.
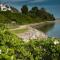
xmin=36 ymin=20 xmax=60 ymax=38
xmin=46 ymin=20 xmax=60 ymax=38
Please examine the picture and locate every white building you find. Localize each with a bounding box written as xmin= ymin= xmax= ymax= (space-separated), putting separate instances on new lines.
xmin=0 ymin=4 xmax=11 ymax=11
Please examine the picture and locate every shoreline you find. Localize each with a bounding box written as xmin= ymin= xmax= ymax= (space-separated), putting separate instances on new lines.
xmin=10 ymin=21 xmax=55 ymax=30
xmin=9 ymin=21 xmax=55 ymax=41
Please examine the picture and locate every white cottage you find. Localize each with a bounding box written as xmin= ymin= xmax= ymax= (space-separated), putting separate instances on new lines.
xmin=0 ymin=4 xmax=11 ymax=11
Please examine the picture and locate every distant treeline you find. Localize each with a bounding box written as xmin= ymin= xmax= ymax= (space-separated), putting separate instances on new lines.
xmin=0 ymin=5 xmax=55 ymax=24
xmin=21 ymin=5 xmax=55 ymax=20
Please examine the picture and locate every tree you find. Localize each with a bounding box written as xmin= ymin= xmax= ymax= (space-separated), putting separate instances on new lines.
xmin=31 ymin=7 xmax=38 ymax=13
xmin=40 ymin=8 xmax=46 ymax=12
xmin=30 ymin=7 xmax=38 ymax=17
xmin=21 ymin=5 xmax=28 ymax=14
xmin=37 ymin=8 xmax=46 ymax=18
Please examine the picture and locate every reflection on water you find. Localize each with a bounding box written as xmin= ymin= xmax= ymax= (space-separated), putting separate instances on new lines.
xmin=36 ymin=22 xmax=55 ymax=33
xmin=47 ymin=23 xmax=60 ymax=38
xmin=35 ymin=20 xmax=60 ymax=38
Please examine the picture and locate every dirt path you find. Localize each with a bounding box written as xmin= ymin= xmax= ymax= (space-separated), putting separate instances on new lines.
xmin=10 ymin=21 xmax=54 ymax=31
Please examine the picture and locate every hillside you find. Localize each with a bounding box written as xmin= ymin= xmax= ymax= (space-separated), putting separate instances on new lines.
xmin=0 ymin=11 xmax=55 ymax=24
xmin=0 ymin=5 xmax=55 ymax=25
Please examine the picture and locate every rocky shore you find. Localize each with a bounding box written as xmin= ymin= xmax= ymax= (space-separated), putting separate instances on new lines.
xmin=10 ymin=21 xmax=54 ymax=42
xmin=17 ymin=27 xmax=48 ymax=42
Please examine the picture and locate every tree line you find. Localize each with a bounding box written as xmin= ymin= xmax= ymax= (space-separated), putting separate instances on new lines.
xmin=21 ymin=5 xmax=55 ymax=20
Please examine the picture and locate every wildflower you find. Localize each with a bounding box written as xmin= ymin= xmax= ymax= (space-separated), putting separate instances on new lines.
xmin=54 ymin=40 xmax=59 ymax=45
xmin=0 ymin=49 xmax=2 ymax=54
xmin=44 ymin=49 xmax=46 ymax=51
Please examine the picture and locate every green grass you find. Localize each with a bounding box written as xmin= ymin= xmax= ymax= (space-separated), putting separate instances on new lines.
xmin=11 ymin=28 xmax=28 ymax=34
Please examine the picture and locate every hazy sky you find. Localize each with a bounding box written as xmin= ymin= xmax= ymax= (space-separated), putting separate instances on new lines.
xmin=0 ymin=0 xmax=60 ymax=18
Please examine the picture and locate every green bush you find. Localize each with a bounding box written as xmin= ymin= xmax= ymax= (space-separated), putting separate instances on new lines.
xmin=0 ymin=25 xmax=60 ymax=60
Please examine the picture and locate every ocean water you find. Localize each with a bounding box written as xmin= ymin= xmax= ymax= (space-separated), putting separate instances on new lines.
xmin=36 ymin=20 xmax=60 ymax=38
xmin=47 ymin=20 xmax=60 ymax=38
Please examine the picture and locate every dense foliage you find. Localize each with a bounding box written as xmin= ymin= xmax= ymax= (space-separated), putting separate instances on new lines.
xmin=21 ymin=5 xmax=55 ymax=21
xmin=30 ymin=7 xmax=55 ymax=20
xmin=21 ymin=5 xmax=28 ymax=14
xmin=0 ymin=5 xmax=55 ymax=25
xmin=0 ymin=25 xmax=60 ymax=60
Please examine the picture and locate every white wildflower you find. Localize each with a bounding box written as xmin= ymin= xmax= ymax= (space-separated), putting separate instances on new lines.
xmin=0 ymin=49 xmax=2 ymax=54
xmin=44 ymin=49 xmax=46 ymax=51
xmin=54 ymin=40 xmax=59 ymax=45
xmin=23 ymin=39 xmax=29 ymax=42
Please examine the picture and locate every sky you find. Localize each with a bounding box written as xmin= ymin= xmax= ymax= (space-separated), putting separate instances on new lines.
xmin=0 ymin=0 xmax=60 ymax=18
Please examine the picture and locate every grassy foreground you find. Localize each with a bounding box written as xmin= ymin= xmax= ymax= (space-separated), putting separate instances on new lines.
xmin=0 ymin=25 xmax=60 ymax=60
